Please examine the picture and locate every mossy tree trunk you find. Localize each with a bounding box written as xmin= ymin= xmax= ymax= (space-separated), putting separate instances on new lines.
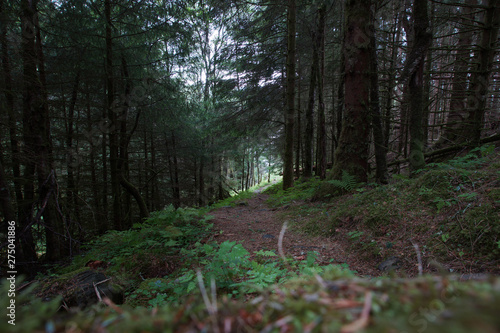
xmin=329 ymin=0 xmax=372 ymax=183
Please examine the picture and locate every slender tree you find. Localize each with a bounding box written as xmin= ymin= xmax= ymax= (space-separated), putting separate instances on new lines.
xmin=283 ymin=0 xmax=296 ymax=190
xmin=370 ymin=3 xmax=388 ymax=184
xmin=316 ymin=4 xmax=327 ymax=180
xmin=406 ymin=0 xmax=431 ymax=173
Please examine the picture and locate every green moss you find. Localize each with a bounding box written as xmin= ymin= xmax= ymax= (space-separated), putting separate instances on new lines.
xmin=13 ymin=273 xmax=500 ymax=332
xmin=487 ymin=188 xmax=500 ymax=201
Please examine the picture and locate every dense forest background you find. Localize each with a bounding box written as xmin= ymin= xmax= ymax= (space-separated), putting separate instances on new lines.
xmin=0 ymin=0 xmax=499 ymax=274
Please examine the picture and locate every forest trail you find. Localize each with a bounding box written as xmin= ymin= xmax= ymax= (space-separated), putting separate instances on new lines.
xmin=210 ymin=193 xmax=380 ymax=276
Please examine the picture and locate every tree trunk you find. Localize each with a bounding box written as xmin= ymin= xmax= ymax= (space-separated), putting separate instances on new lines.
xmin=436 ymin=0 xmax=475 ymax=147
xmin=21 ymin=0 xmax=69 ymax=262
xmin=117 ymin=57 xmax=148 ymax=222
xmin=0 ymin=147 xmax=15 ymax=232
xmin=304 ymin=28 xmax=317 ymax=179
xmin=316 ymin=4 xmax=327 ymax=180
xmin=86 ymin=89 xmax=101 ymax=233
xmin=408 ymin=0 xmax=432 ymax=174
xmin=383 ymin=9 xmax=402 ymax=151
xmin=369 ymin=5 xmax=388 ymax=184
xmin=167 ymin=132 xmax=181 ymax=209
xmin=1 ymin=0 xmax=23 ymax=212
xmin=105 ymin=0 xmax=122 ymax=230
xmin=65 ymin=72 xmax=80 ymax=224
xmin=465 ymin=0 xmax=500 ymax=146
xmin=330 ymin=0 xmax=372 ymax=182
xmin=283 ymin=0 xmax=296 ymax=190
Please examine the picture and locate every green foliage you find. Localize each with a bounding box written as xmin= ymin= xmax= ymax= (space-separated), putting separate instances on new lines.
xmin=11 ymin=273 xmax=500 ymax=333
xmin=210 ymin=190 xmax=255 ymax=209
xmin=434 ymin=203 xmax=500 ymax=260
xmin=58 ymin=205 xmax=213 ymax=285
xmin=327 ymin=170 xmax=358 ymax=192
xmin=265 ymin=177 xmax=323 ymax=206
xmin=348 ymin=230 xmax=364 ymax=240
xmin=127 ymin=240 xmax=353 ymax=307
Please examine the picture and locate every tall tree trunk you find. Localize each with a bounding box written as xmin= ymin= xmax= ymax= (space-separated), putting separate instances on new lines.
xmin=0 ymin=146 xmax=15 ymax=232
xmin=199 ymin=153 xmax=205 ymax=206
xmin=304 ymin=29 xmax=318 ymax=179
xmin=105 ymin=0 xmax=122 ymax=230
xmin=316 ymin=4 xmax=327 ymax=180
xmin=86 ymin=89 xmax=101 ymax=233
xmin=330 ymin=0 xmax=372 ymax=182
xmin=118 ymin=57 xmax=149 ymax=222
xmin=66 ymin=72 xmax=80 ymax=223
xmin=167 ymin=132 xmax=181 ymax=209
xmin=19 ymin=0 xmax=40 ymax=266
xmin=1 ymin=0 xmax=23 ymax=212
xmin=21 ymin=0 xmax=68 ymax=262
xmin=408 ymin=0 xmax=432 ymax=173
xmin=384 ymin=9 xmax=402 ymax=151
xmin=436 ymin=0 xmax=475 ymax=147
xmin=369 ymin=4 xmax=388 ymax=184
xmin=283 ymin=0 xmax=296 ymax=190
xmin=295 ymin=64 xmax=302 ymax=180
xmin=101 ymin=107 xmax=108 ymax=225
xmin=335 ymin=0 xmax=346 ymax=159
xmin=465 ymin=0 xmax=500 ymax=146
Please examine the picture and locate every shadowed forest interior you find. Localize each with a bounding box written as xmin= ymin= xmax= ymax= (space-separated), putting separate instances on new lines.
xmin=0 ymin=1 xmax=500 ymax=331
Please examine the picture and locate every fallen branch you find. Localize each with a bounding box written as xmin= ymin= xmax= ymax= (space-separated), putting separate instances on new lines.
xmin=388 ymin=133 xmax=500 ymax=167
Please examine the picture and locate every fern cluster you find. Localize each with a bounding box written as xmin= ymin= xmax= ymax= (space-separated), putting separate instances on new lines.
xmin=128 ymin=241 xmax=351 ymax=306
xmin=327 ymin=170 xmax=358 ymax=192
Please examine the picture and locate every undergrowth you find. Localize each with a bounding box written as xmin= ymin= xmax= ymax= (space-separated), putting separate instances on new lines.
xmin=127 ymin=241 xmax=349 ymax=307
xmin=264 ymin=177 xmax=323 ymax=206
xmin=11 ymin=145 xmax=500 ymax=332
xmin=270 ymin=144 xmax=500 ymax=271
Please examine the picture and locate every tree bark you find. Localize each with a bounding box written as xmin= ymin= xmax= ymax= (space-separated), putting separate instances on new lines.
xmin=465 ymin=0 xmax=500 ymax=146
xmin=316 ymin=4 xmax=327 ymax=180
xmin=436 ymin=0 xmax=475 ymax=147
xmin=21 ymin=0 xmax=69 ymax=263
xmin=105 ymin=0 xmax=122 ymax=230
xmin=304 ymin=29 xmax=317 ymax=179
xmin=408 ymin=0 xmax=431 ymax=174
xmin=283 ymin=0 xmax=296 ymax=190
xmin=167 ymin=132 xmax=181 ymax=209
xmin=118 ymin=56 xmax=149 ymax=222
xmin=0 ymin=147 xmax=15 ymax=232
xmin=330 ymin=0 xmax=372 ymax=182
xmin=1 ymin=0 xmax=23 ymax=212
xmin=369 ymin=4 xmax=388 ymax=184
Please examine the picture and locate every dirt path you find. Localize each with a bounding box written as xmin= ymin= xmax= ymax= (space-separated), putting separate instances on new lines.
xmin=210 ymin=193 xmax=379 ymax=276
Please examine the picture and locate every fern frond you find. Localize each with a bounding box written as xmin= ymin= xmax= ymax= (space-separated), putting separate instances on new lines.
xmin=327 ymin=170 xmax=357 ymax=192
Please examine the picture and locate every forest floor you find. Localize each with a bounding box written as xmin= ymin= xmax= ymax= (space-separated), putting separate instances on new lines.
xmin=210 ymin=192 xmax=382 ymax=277
xmin=12 ymin=146 xmax=500 ymax=332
